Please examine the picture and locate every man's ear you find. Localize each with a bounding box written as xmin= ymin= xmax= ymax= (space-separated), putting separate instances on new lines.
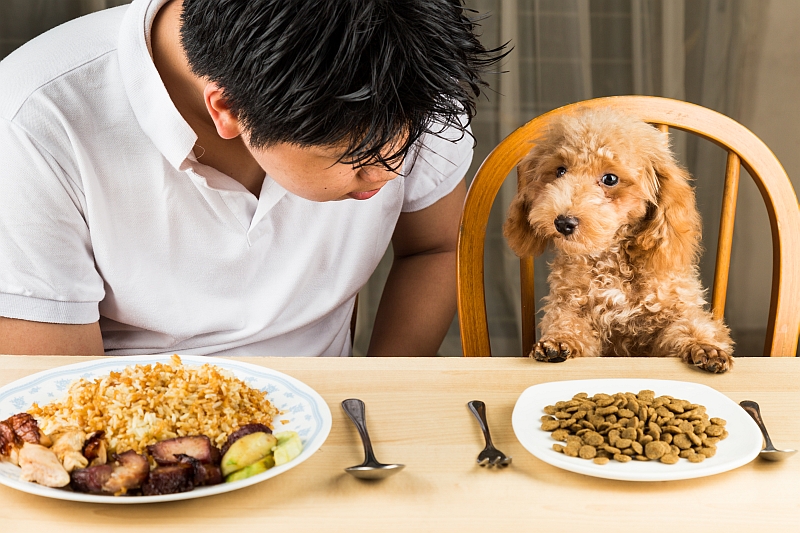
xmin=203 ymin=83 xmax=241 ymax=140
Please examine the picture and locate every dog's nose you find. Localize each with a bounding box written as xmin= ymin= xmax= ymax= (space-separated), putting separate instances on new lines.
xmin=554 ymin=215 xmax=579 ymax=236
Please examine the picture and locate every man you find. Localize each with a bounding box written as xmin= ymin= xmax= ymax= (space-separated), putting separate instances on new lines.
xmin=0 ymin=0 xmax=505 ymax=357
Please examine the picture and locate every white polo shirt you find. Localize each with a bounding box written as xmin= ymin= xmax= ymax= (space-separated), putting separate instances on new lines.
xmin=0 ymin=0 xmax=471 ymax=356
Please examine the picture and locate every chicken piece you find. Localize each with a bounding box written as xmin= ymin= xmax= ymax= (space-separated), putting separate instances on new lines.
xmin=176 ymin=454 xmax=223 ymax=486
xmin=6 ymin=447 xmax=20 ymax=466
xmin=0 ymin=422 xmax=21 ymax=465
xmin=18 ymin=442 xmax=71 ymax=488
xmin=6 ymin=413 xmax=42 ymax=444
xmin=141 ymin=463 xmax=194 ymax=496
xmin=83 ymin=431 xmax=108 ymax=466
xmin=147 ymin=435 xmax=221 ymax=465
xmin=71 ymin=450 xmax=149 ymax=495
xmin=2 ymin=413 xmax=52 ymax=467
xmin=69 ymin=464 xmax=113 ymax=494
xmin=104 ymin=450 xmax=150 ymax=495
xmin=50 ymin=429 xmax=89 ymax=472
xmin=0 ymin=421 xmax=16 ymax=460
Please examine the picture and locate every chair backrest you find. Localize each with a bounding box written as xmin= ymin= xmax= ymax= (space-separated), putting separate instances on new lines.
xmin=458 ymin=95 xmax=800 ymax=358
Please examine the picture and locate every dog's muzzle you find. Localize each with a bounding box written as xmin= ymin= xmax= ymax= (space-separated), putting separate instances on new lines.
xmin=554 ymin=215 xmax=579 ymax=236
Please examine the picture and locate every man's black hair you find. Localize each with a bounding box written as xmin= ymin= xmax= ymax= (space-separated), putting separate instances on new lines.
xmin=180 ymin=0 xmax=508 ymax=170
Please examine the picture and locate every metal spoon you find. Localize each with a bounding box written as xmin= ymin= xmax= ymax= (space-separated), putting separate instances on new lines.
xmin=341 ymin=398 xmax=405 ymax=479
xmin=739 ymin=400 xmax=797 ymax=461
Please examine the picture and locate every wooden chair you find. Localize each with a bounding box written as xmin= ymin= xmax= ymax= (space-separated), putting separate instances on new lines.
xmin=457 ymin=95 xmax=800 ymax=358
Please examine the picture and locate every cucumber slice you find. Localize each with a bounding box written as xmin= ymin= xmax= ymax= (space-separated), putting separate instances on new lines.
xmin=220 ymin=432 xmax=277 ymax=476
xmin=224 ymin=455 xmax=276 ymax=483
xmin=273 ymin=431 xmax=303 ymax=466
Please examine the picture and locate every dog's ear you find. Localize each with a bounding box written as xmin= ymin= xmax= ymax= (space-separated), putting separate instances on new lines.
xmin=632 ymin=155 xmax=702 ymax=271
xmin=502 ymin=153 xmax=549 ymax=258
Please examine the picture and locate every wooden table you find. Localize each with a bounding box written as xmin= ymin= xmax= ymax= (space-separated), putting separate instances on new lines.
xmin=1 ymin=355 xmax=799 ymax=532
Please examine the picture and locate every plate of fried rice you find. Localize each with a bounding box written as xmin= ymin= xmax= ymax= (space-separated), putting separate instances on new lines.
xmin=0 ymin=354 xmax=332 ymax=503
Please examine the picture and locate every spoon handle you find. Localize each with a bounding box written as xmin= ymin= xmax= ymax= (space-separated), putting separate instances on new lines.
xmin=341 ymin=398 xmax=379 ymax=464
xmin=740 ymin=400 xmax=776 ymax=450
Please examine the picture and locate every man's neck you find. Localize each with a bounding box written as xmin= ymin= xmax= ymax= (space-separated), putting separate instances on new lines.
xmin=150 ymin=0 xmax=266 ymax=197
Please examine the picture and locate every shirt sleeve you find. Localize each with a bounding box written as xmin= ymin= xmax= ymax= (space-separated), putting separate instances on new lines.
xmin=0 ymin=118 xmax=104 ymax=324
xmin=401 ymin=120 xmax=473 ymax=212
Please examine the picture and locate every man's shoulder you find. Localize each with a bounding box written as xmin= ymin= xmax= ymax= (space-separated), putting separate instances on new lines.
xmin=0 ymin=6 xmax=128 ymax=121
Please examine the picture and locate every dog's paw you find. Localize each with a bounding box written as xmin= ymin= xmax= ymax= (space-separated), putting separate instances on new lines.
xmin=531 ymin=340 xmax=574 ymax=363
xmin=685 ymin=345 xmax=733 ymax=373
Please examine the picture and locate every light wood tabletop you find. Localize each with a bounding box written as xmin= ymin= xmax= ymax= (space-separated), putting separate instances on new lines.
xmin=1 ymin=355 xmax=799 ymax=532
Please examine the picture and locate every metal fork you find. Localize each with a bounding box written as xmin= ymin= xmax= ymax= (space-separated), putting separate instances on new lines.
xmin=467 ymin=400 xmax=512 ymax=467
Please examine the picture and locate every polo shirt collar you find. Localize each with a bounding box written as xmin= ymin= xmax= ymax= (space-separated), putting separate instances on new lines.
xmin=118 ymin=0 xmax=197 ymax=170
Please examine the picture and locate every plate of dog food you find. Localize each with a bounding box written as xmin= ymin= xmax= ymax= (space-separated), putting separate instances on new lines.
xmin=512 ymin=378 xmax=762 ymax=481
xmin=0 ymin=354 xmax=332 ymax=503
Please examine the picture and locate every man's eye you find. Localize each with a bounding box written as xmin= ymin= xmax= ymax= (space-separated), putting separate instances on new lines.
xmin=556 ymin=167 xmax=567 ymax=178
xmin=601 ymin=173 xmax=619 ymax=186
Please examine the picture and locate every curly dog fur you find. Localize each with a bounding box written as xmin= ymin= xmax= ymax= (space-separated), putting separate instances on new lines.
xmin=503 ymin=107 xmax=734 ymax=373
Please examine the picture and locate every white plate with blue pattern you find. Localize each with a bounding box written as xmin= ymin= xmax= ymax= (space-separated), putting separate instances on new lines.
xmin=0 ymin=355 xmax=332 ymax=503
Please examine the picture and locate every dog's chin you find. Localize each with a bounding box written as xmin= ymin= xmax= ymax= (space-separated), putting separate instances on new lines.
xmin=551 ymin=233 xmax=615 ymax=256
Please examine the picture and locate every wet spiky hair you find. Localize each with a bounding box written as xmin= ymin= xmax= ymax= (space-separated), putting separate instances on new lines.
xmin=180 ymin=0 xmax=508 ymax=170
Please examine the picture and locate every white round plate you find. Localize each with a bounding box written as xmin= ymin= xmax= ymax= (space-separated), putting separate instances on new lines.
xmin=0 ymin=355 xmax=332 ymax=503
xmin=512 ymin=378 xmax=762 ymax=482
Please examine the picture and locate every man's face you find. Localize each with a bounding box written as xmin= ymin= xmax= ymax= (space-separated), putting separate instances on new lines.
xmin=244 ymin=139 xmax=402 ymax=202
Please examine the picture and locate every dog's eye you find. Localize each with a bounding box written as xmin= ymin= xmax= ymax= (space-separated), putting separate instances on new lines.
xmin=556 ymin=167 xmax=567 ymax=178
xmin=601 ymin=174 xmax=619 ymax=186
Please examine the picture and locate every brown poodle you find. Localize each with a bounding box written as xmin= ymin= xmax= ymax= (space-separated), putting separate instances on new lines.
xmin=503 ymin=107 xmax=734 ymax=373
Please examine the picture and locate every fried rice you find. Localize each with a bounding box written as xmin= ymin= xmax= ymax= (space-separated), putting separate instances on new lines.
xmin=27 ymin=355 xmax=278 ymax=454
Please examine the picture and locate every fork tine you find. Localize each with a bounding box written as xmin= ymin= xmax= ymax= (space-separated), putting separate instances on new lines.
xmin=468 ymin=401 xmax=512 ymax=470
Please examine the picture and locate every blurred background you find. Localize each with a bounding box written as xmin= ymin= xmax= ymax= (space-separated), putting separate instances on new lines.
xmin=3 ymin=0 xmax=798 ymax=357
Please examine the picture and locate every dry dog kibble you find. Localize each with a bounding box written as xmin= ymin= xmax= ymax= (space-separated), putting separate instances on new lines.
xmin=645 ymin=440 xmax=670 ymax=460
xmin=563 ymin=441 xmax=581 ymax=457
xmin=582 ymin=431 xmax=604 ymax=447
xmin=660 ymin=454 xmax=680 ymax=465
xmin=615 ymin=438 xmax=633 ymax=449
xmin=672 ymin=433 xmax=692 ymax=450
xmin=539 ymin=390 xmax=728 ymax=466
xmin=579 ymin=445 xmax=597 ymax=459
xmin=699 ymin=446 xmax=717 ymax=458
xmin=551 ymin=429 xmax=570 ymax=441
xmin=541 ymin=419 xmax=561 ymax=431
xmin=687 ymin=431 xmax=703 ymax=447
